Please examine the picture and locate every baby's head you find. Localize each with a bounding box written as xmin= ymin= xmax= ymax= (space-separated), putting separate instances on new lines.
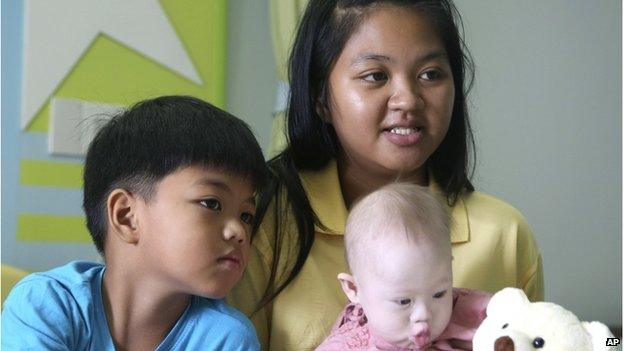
xmin=83 ymin=95 xmax=266 ymax=298
xmin=339 ymin=183 xmax=452 ymax=350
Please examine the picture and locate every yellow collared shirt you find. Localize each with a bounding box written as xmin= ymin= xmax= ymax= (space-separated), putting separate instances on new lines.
xmin=228 ymin=160 xmax=544 ymax=351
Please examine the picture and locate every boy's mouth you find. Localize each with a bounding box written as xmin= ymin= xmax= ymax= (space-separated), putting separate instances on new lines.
xmin=218 ymin=250 xmax=243 ymax=269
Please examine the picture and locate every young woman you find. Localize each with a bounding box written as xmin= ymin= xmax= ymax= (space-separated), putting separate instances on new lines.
xmin=228 ymin=1 xmax=543 ymax=350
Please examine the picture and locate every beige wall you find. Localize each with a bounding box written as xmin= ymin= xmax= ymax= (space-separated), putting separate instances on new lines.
xmin=226 ymin=0 xmax=277 ymax=154
xmin=455 ymin=0 xmax=621 ymax=326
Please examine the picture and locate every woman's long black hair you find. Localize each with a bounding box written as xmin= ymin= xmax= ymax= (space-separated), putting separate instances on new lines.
xmin=254 ymin=0 xmax=476 ymax=311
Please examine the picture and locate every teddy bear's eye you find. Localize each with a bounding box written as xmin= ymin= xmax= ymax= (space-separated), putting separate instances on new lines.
xmin=532 ymin=337 xmax=545 ymax=348
xmin=502 ymin=323 xmax=508 ymax=329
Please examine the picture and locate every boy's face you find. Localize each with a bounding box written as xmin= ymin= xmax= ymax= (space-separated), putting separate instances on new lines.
xmin=355 ymin=234 xmax=453 ymax=350
xmin=137 ymin=165 xmax=255 ymax=298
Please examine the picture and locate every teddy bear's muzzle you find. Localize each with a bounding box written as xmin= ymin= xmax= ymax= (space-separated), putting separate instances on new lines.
xmin=494 ymin=336 xmax=514 ymax=351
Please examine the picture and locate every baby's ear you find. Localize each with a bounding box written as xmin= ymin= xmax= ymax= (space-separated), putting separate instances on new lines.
xmin=337 ymin=273 xmax=359 ymax=303
xmin=107 ymin=188 xmax=141 ymax=245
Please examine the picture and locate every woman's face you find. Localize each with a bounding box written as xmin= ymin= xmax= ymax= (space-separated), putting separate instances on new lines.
xmin=327 ymin=6 xmax=455 ymax=181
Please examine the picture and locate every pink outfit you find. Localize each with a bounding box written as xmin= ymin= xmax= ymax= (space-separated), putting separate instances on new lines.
xmin=315 ymin=288 xmax=491 ymax=351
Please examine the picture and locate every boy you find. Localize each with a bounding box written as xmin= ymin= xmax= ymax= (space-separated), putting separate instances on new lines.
xmin=2 ymin=96 xmax=266 ymax=350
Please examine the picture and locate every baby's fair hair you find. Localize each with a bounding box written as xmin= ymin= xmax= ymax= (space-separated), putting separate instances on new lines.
xmin=344 ymin=183 xmax=451 ymax=277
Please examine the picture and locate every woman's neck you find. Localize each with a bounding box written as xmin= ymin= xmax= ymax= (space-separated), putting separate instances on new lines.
xmin=102 ymin=264 xmax=190 ymax=351
xmin=337 ymin=153 xmax=427 ymax=208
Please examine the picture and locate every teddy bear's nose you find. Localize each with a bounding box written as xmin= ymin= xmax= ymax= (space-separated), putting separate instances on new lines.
xmin=494 ymin=336 xmax=514 ymax=351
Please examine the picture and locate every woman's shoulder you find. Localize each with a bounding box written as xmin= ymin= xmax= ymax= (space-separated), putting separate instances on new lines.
xmin=460 ymin=190 xmax=529 ymax=226
xmin=459 ymin=191 xmax=544 ymax=299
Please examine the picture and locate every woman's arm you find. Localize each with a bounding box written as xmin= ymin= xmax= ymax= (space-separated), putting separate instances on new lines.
xmin=515 ymin=216 xmax=545 ymax=302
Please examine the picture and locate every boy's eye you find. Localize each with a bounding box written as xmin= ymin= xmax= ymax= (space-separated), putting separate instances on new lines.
xmin=200 ymin=198 xmax=221 ymax=211
xmin=397 ymin=298 xmax=411 ymax=306
xmin=362 ymin=71 xmax=388 ymax=82
xmin=433 ymin=290 xmax=447 ymax=299
xmin=240 ymin=212 xmax=254 ymax=225
xmin=419 ymin=70 xmax=442 ymax=81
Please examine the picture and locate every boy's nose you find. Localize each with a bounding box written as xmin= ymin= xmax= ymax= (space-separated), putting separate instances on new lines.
xmin=223 ymin=219 xmax=246 ymax=245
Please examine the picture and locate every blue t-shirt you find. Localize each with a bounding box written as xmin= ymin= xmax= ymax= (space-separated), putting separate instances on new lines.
xmin=2 ymin=261 xmax=260 ymax=350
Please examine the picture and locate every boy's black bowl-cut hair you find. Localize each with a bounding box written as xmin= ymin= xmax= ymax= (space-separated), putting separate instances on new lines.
xmin=83 ymin=95 xmax=267 ymax=254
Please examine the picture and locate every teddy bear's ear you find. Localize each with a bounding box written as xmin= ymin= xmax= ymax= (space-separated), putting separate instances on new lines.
xmin=582 ymin=321 xmax=616 ymax=351
xmin=486 ymin=288 xmax=530 ymax=318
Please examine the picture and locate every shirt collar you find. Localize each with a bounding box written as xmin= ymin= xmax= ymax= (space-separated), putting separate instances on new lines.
xmin=428 ymin=173 xmax=470 ymax=244
xmin=298 ymin=159 xmax=470 ymax=243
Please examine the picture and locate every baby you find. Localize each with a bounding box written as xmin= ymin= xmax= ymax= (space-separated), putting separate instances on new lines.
xmin=316 ymin=183 xmax=491 ymax=351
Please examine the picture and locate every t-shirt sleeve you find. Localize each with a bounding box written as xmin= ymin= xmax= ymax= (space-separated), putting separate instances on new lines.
xmin=522 ymin=253 xmax=544 ymax=302
xmin=515 ymin=215 xmax=545 ymax=302
xmin=1 ymin=276 xmax=81 ymax=350
xmin=218 ymin=313 xmax=261 ymax=351
xmin=230 ymin=330 xmax=261 ymax=351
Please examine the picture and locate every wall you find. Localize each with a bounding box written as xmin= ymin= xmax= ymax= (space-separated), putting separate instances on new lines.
xmin=1 ymin=1 xmax=229 ymax=270
xmin=226 ymin=0 xmax=277 ymax=154
xmin=1 ymin=0 xmax=103 ymax=269
xmin=455 ymin=0 xmax=621 ymax=325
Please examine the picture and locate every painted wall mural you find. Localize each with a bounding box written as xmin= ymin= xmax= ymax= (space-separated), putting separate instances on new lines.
xmin=2 ymin=0 xmax=227 ymax=270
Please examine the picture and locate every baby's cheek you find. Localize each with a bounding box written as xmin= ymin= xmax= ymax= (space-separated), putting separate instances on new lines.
xmin=368 ymin=308 xmax=403 ymax=334
xmin=375 ymin=308 xmax=412 ymax=339
xmin=431 ymin=301 xmax=453 ymax=337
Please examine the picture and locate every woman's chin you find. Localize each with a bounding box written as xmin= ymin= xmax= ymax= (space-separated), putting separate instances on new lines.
xmin=379 ymin=161 xmax=427 ymax=180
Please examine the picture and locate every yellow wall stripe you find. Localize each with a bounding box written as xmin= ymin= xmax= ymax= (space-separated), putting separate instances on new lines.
xmin=20 ymin=160 xmax=83 ymax=188
xmin=17 ymin=214 xmax=91 ymax=242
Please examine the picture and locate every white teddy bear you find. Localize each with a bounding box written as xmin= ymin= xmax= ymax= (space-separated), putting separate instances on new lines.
xmin=473 ymin=288 xmax=619 ymax=351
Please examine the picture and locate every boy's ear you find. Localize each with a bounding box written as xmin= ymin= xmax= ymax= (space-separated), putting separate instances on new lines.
xmin=337 ymin=272 xmax=359 ymax=303
xmin=107 ymin=189 xmax=140 ymax=245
